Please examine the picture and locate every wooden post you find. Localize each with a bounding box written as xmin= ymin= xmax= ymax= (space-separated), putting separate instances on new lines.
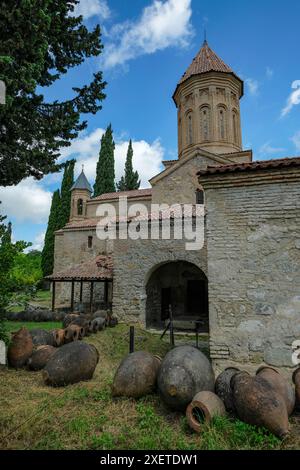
xmin=71 ymin=281 xmax=75 ymax=311
xmin=90 ymin=281 xmax=94 ymax=313
xmin=52 ymin=281 xmax=56 ymax=311
xmin=79 ymin=281 xmax=83 ymax=302
xmin=129 ymin=326 xmax=135 ymax=353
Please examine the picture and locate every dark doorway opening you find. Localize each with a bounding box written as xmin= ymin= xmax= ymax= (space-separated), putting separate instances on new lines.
xmin=146 ymin=261 xmax=208 ymax=332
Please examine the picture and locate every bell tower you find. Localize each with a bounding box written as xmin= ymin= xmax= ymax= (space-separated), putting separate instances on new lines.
xmin=173 ymin=40 xmax=244 ymax=158
xmin=70 ymin=166 xmax=92 ymax=221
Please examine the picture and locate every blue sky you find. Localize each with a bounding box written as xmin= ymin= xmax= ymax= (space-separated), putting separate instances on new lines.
xmin=1 ymin=0 xmax=300 ymax=250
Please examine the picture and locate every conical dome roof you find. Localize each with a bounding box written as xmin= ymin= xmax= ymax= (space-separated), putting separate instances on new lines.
xmin=174 ymin=41 xmax=243 ymax=99
xmin=71 ymin=169 xmax=92 ymax=193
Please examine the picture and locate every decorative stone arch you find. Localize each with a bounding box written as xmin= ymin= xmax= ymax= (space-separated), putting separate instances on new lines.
xmin=144 ymin=259 xmax=209 ymax=331
xmin=231 ymin=107 xmax=240 ymax=145
xmin=185 ymin=109 xmax=194 ymax=146
xmin=199 ymin=104 xmax=211 ymax=141
xmin=217 ymin=104 xmax=228 ymax=141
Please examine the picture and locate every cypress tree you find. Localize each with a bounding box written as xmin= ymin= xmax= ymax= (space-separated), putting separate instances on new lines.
xmin=0 ymin=1 xmax=106 ymax=187
xmin=41 ymin=190 xmax=61 ymax=277
xmin=93 ymin=124 xmax=115 ymax=196
xmin=117 ymin=140 xmax=140 ymax=191
xmin=59 ymin=160 xmax=75 ymax=228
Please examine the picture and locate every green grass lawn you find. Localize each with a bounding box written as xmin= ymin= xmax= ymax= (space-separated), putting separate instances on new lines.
xmin=0 ymin=323 xmax=299 ymax=450
xmin=5 ymin=321 xmax=61 ymax=334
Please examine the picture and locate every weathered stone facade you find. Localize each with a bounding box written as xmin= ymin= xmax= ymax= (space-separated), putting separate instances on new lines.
xmin=112 ymin=235 xmax=207 ymax=325
xmin=200 ymin=167 xmax=300 ymax=371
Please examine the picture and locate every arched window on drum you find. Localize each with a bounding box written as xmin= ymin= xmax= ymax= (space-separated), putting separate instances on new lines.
xmin=200 ymin=106 xmax=210 ymax=141
xmin=232 ymin=109 xmax=239 ymax=144
xmin=218 ymin=106 xmax=227 ymax=140
xmin=186 ymin=111 xmax=193 ymax=145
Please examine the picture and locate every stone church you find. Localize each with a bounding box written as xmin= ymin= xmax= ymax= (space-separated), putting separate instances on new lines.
xmin=49 ymin=41 xmax=300 ymax=372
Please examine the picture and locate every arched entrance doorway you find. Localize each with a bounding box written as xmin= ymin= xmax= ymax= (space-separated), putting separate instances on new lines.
xmin=146 ymin=261 xmax=208 ymax=331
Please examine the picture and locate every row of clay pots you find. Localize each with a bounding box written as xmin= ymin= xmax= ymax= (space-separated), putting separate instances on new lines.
xmin=112 ymin=346 xmax=215 ymax=408
xmin=111 ymin=346 xmax=299 ymax=439
xmin=7 ymin=326 xmax=99 ymax=386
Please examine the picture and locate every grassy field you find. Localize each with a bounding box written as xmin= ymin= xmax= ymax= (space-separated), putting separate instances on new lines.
xmin=0 ymin=322 xmax=299 ymax=450
xmin=7 ymin=289 xmax=52 ymax=313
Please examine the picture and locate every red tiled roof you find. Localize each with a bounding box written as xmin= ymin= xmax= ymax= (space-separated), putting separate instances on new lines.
xmin=92 ymin=188 xmax=152 ymax=201
xmin=46 ymin=255 xmax=113 ymax=281
xmin=179 ymin=41 xmax=233 ymax=84
xmin=64 ymin=218 xmax=99 ymax=229
xmin=198 ymin=157 xmax=300 ymax=176
xmin=174 ymin=41 xmax=243 ymax=94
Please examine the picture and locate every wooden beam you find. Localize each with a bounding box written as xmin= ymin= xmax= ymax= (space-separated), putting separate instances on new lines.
xmin=71 ymin=280 xmax=75 ymax=311
xmin=52 ymin=281 xmax=56 ymax=311
xmin=79 ymin=281 xmax=83 ymax=302
xmin=90 ymin=281 xmax=94 ymax=313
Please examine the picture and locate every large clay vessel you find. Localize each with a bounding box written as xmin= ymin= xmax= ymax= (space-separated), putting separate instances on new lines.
xmin=8 ymin=327 xmax=33 ymax=368
xmin=186 ymin=391 xmax=226 ymax=433
xmin=231 ymin=371 xmax=289 ymax=438
xmin=27 ymin=345 xmax=56 ymax=371
xmin=256 ymin=366 xmax=295 ymax=415
xmin=43 ymin=342 xmax=99 ymax=386
xmin=52 ymin=329 xmax=65 ymax=347
xmin=30 ymin=329 xmax=55 ymax=347
xmin=215 ymin=367 xmax=240 ymax=412
xmin=157 ymin=346 xmax=215 ymax=410
xmin=112 ymin=351 xmax=160 ymax=398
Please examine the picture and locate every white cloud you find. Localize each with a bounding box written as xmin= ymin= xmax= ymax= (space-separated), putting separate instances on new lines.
xmin=291 ymin=131 xmax=300 ymax=151
xmin=0 ymin=179 xmax=52 ymax=223
xmin=266 ymin=67 xmax=273 ymax=79
xmin=74 ymin=0 xmax=111 ymax=20
xmin=28 ymin=231 xmax=46 ymax=252
xmin=281 ymin=80 xmax=300 ymax=117
xmin=61 ymin=128 xmax=164 ymax=188
xmin=245 ymin=78 xmax=259 ymax=96
xmin=102 ymin=0 xmax=193 ymax=69
xmin=259 ymin=141 xmax=286 ymax=155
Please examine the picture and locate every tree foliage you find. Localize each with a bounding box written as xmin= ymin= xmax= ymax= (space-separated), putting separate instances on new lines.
xmin=117 ymin=140 xmax=140 ymax=191
xmin=41 ymin=190 xmax=61 ymax=277
xmin=0 ymin=208 xmax=28 ymax=343
xmin=0 ymin=0 xmax=106 ymax=186
xmin=10 ymin=250 xmax=42 ymax=291
xmin=59 ymin=159 xmax=75 ymax=228
xmin=93 ymin=124 xmax=115 ymax=196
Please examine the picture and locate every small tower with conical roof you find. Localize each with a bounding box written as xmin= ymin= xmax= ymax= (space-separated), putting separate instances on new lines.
xmin=173 ymin=40 xmax=244 ymax=158
xmin=70 ymin=166 xmax=92 ymax=221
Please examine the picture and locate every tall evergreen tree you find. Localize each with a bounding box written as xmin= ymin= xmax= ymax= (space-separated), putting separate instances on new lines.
xmin=93 ymin=124 xmax=115 ymax=196
xmin=41 ymin=190 xmax=61 ymax=277
xmin=0 ymin=1 xmax=106 ymax=187
xmin=117 ymin=140 xmax=140 ymax=191
xmin=59 ymin=159 xmax=75 ymax=228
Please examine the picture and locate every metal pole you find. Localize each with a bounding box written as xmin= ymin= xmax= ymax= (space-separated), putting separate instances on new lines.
xmin=169 ymin=304 xmax=175 ymax=347
xmin=129 ymin=326 xmax=135 ymax=353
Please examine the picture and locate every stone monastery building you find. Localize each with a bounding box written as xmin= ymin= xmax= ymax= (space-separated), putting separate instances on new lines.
xmin=49 ymin=41 xmax=300 ymax=372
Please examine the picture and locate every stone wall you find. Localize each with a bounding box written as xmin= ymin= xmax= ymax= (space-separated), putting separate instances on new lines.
xmin=151 ymin=153 xmax=224 ymax=205
xmin=86 ymin=197 xmax=152 ymax=218
xmin=201 ymin=168 xmax=300 ymax=372
xmin=112 ymin=231 xmax=207 ymax=325
xmin=53 ymin=228 xmax=111 ymax=306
